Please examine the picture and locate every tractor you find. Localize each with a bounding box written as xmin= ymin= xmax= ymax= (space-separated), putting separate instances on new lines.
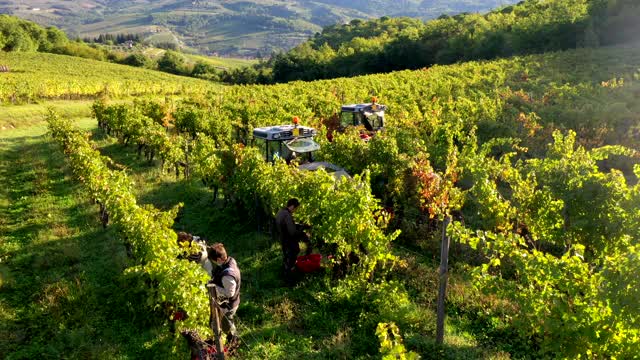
xmin=339 ymin=101 xmax=387 ymax=132
xmin=252 ymin=118 xmax=349 ymax=179
xmin=252 ymin=123 xmax=318 ymax=163
xmin=328 ymin=98 xmax=387 ymax=141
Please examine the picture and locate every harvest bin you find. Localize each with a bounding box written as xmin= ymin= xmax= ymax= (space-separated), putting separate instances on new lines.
xmin=296 ymin=254 xmax=322 ymax=273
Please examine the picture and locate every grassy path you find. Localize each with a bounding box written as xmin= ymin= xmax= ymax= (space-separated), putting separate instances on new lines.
xmin=0 ymin=122 xmax=179 ymax=359
xmin=0 ymin=101 xmax=94 ymax=130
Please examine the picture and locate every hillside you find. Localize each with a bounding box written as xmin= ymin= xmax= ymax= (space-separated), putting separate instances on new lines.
xmin=1 ymin=3 xmax=639 ymax=358
xmin=0 ymin=51 xmax=216 ymax=103
xmin=1 ymin=0 xmax=516 ymax=56
xmin=248 ymin=0 xmax=640 ymax=83
xmin=0 ymin=13 xmax=256 ymax=85
xmin=2 ymin=39 xmax=639 ymax=358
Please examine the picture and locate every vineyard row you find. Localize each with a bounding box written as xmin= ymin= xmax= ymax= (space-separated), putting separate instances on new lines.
xmin=86 ymin=93 xmax=640 ymax=358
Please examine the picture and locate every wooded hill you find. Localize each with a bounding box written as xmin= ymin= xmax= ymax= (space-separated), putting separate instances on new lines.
xmin=0 ymin=0 xmax=517 ymax=56
xmin=232 ymin=0 xmax=640 ymax=83
xmin=0 ymin=15 xmax=254 ymax=83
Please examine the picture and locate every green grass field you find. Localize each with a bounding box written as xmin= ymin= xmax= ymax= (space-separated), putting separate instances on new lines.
xmin=0 ymin=101 xmax=94 ymax=130
xmin=182 ymin=53 xmax=257 ymax=70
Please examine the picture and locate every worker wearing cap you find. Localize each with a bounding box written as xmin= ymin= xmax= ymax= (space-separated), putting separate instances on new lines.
xmin=275 ymin=198 xmax=311 ymax=285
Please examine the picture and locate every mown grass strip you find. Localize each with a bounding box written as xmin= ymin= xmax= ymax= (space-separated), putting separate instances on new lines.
xmin=0 ymin=125 xmax=178 ymax=359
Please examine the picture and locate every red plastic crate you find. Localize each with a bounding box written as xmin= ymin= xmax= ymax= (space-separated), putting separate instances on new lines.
xmin=296 ymin=254 xmax=322 ymax=273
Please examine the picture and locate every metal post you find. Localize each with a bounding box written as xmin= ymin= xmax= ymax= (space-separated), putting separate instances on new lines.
xmin=207 ymin=283 xmax=225 ymax=360
xmin=436 ymin=215 xmax=451 ymax=344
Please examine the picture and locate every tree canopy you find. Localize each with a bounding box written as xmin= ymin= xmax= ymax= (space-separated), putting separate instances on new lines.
xmin=241 ymin=0 xmax=640 ymax=84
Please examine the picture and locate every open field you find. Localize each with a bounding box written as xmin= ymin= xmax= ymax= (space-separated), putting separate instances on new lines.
xmin=141 ymin=48 xmax=258 ymax=69
xmin=182 ymin=54 xmax=257 ymax=70
xmin=0 ymin=101 xmax=93 ymax=130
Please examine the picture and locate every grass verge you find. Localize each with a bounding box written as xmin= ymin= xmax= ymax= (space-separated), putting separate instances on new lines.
xmin=0 ymin=101 xmax=95 ymax=130
xmin=0 ymin=121 xmax=183 ymax=359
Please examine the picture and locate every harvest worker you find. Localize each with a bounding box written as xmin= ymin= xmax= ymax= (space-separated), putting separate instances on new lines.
xmin=209 ymin=243 xmax=241 ymax=350
xmin=275 ymin=198 xmax=311 ymax=285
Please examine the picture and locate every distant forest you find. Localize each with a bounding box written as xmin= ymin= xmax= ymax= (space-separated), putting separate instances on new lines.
xmin=0 ymin=14 xmax=114 ymax=61
xmin=225 ymin=0 xmax=640 ymax=84
xmin=83 ymin=33 xmax=142 ymax=45
xmin=0 ymin=0 xmax=518 ymax=57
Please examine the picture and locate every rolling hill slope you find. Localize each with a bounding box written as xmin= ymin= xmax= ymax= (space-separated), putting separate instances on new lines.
xmin=0 ymin=0 xmax=517 ymax=56
xmin=1 ymin=27 xmax=639 ymax=358
xmin=0 ymin=51 xmax=216 ymax=102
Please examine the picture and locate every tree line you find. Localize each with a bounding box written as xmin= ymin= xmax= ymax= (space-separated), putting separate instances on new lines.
xmin=0 ymin=15 xmax=205 ymax=79
xmin=0 ymin=14 xmax=254 ymax=82
xmin=0 ymin=14 xmax=126 ymax=62
xmin=228 ymin=0 xmax=640 ymax=84
xmin=82 ymin=33 xmax=142 ymax=45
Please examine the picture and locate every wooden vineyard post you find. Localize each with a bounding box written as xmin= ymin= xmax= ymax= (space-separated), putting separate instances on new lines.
xmin=184 ymin=138 xmax=191 ymax=179
xmin=207 ymin=283 xmax=225 ymax=360
xmin=436 ymin=215 xmax=451 ymax=345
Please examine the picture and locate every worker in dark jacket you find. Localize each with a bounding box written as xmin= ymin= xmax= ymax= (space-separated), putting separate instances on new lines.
xmin=275 ymin=198 xmax=311 ymax=285
xmin=209 ymin=243 xmax=241 ymax=350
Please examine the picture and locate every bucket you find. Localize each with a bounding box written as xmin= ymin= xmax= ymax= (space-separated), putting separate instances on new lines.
xmin=296 ymin=254 xmax=322 ymax=273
